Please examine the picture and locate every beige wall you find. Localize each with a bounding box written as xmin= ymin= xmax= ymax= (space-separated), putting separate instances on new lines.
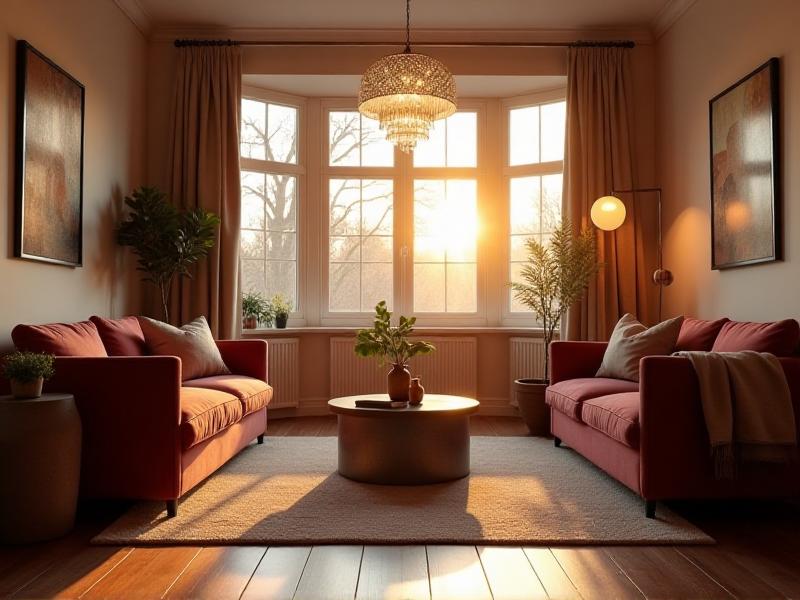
xmin=0 ymin=0 xmax=147 ymax=349
xmin=658 ymin=0 xmax=800 ymax=321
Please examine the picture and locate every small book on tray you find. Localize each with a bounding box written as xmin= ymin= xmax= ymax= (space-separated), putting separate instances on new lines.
xmin=355 ymin=399 xmax=408 ymax=409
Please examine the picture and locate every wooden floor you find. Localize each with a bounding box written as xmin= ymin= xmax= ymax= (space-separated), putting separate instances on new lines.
xmin=3 ymin=416 xmax=800 ymax=600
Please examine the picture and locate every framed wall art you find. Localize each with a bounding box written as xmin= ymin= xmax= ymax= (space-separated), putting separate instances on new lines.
xmin=14 ymin=40 xmax=85 ymax=267
xmin=709 ymin=57 xmax=780 ymax=270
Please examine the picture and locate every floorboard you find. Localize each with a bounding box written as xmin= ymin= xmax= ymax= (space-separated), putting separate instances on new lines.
xmin=551 ymin=547 xmax=643 ymax=600
xmin=356 ymin=545 xmax=430 ymax=600
xmin=164 ymin=546 xmax=266 ymax=599
xmin=293 ymin=545 xmax=363 ymax=600
xmin=477 ymin=546 xmax=547 ymax=600
xmin=522 ymin=548 xmax=581 ymax=600
xmin=676 ymin=546 xmax=785 ymax=600
xmin=426 ymin=546 xmax=492 ymax=600
xmin=241 ymin=546 xmax=312 ymax=600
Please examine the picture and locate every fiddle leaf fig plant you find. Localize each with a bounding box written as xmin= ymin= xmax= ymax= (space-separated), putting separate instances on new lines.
xmin=117 ymin=186 xmax=220 ymax=322
xmin=354 ymin=301 xmax=436 ymax=367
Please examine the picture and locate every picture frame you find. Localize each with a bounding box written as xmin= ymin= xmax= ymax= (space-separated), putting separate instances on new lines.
xmin=14 ymin=40 xmax=85 ymax=267
xmin=709 ymin=57 xmax=780 ymax=270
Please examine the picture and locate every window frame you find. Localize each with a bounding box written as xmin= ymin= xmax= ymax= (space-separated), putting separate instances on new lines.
xmin=500 ymin=88 xmax=567 ymax=326
xmin=240 ymin=86 xmax=307 ymax=325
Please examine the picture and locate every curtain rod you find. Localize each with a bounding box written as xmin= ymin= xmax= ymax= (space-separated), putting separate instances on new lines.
xmin=173 ymin=39 xmax=635 ymax=49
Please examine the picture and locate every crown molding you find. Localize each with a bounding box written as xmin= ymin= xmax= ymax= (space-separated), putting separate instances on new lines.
xmin=150 ymin=26 xmax=654 ymax=46
xmin=652 ymin=0 xmax=697 ymax=39
xmin=113 ymin=0 xmax=152 ymax=37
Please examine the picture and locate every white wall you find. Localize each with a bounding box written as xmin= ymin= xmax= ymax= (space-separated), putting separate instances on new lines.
xmin=658 ymin=0 xmax=800 ymax=321
xmin=0 ymin=0 xmax=147 ymax=348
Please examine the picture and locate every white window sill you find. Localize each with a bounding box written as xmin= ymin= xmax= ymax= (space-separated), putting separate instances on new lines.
xmin=241 ymin=326 xmax=545 ymax=337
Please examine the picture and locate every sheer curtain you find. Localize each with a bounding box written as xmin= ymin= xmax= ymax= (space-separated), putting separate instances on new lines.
xmin=563 ymin=46 xmax=654 ymax=341
xmin=167 ymin=45 xmax=242 ymax=338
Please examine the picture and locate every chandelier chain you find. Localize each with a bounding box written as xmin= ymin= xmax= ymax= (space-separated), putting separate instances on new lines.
xmin=404 ymin=0 xmax=411 ymax=53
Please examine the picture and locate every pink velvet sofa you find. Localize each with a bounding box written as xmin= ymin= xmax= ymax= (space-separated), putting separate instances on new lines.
xmin=546 ymin=317 xmax=800 ymax=518
xmin=8 ymin=316 xmax=272 ymax=517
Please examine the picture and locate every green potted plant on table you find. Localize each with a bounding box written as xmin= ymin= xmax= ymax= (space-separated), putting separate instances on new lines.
xmin=116 ymin=186 xmax=220 ymax=322
xmin=271 ymin=293 xmax=293 ymax=329
xmin=2 ymin=351 xmax=56 ymax=399
xmin=354 ymin=301 xmax=436 ymax=403
xmin=242 ymin=291 xmax=273 ymax=329
xmin=510 ymin=218 xmax=602 ymax=435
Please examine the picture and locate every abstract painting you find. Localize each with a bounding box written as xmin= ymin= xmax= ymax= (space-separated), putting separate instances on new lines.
xmin=709 ymin=57 xmax=780 ymax=270
xmin=15 ymin=40 xmax=85 ymax=267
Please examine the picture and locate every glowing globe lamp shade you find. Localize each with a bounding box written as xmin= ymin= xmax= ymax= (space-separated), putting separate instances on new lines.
xmin=591 ymin=196 xmax=627 ymax=231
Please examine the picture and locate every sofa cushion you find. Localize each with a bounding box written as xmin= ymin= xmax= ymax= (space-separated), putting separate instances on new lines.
xmin=139 ymin=316 xmax=230 ymax=381
xmin=180 ymin=387 xmax=243 ymax=450
xmin=184 ymin=375 xmax=273 ymax=416
xmin=546 ymin=378 xmax=639 ymax=421
xmin=596 ymin=314 xmax=684 ymax=382
xmin=582 ymin=392 xmax=640 ymax=448
xmin=712 ymin=319 xmax=800 ymax=356
xmin=11 ymin=321 xmax=108 ymax=357
xmin=676 ymin=317 xmax=730 ymax=351
xmin=90 ymin=315 xmax=147 ymax=356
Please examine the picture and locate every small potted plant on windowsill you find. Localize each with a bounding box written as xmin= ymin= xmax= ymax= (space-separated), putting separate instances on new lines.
xmin=271 ymin=293 xmax=293 ymax=329
xmin=2 ymin=351 xmax=56 ymax=399
xmin=242 ymin=291 xmax=273 ymax=329
xmin=354 ymin=301 xmax=436 ymax=403
xmin=510 ymin=218 xmax=602 ymax=435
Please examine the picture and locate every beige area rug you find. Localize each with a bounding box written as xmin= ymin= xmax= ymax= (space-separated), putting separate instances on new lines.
xmin=93 ymin=437 xmax=713 ymax=546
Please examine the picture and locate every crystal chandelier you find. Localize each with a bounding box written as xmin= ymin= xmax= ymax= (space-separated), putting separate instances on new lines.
xmin=358 ymin=0 xmax=457 ymax=153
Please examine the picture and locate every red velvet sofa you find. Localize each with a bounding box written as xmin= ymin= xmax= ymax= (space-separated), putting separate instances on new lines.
xmin=547 ymin=318 xmax=800 ymax=518
xmin=8 ymin=317 xmax=272 ymax=517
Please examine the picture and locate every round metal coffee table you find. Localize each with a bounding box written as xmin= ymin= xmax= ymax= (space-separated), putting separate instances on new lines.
xmin=328 ymin=394 xmax=479 ymax=485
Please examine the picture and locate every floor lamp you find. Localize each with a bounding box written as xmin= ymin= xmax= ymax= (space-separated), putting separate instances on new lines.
xmin=590 ymin=188 xmax=673 ymax=321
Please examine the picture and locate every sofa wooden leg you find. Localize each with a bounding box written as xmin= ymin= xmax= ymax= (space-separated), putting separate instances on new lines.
xmin=553 ymin=436 xmax=562 ymax=447
xmin=257 ymin=434 xmax=264 ymax=444
xmin=166 ymin=499 xmax=178 ymax=518
xmin=645 ymin=500 xmax=656 ymax=519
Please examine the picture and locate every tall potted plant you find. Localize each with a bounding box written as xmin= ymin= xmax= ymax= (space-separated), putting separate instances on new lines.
xmin=354 ymin=301 xmax=436 ymax=402
xmin=510 ymin=218 xmax=602 ymax=434
xmin=117 ymin=186 xmax=220 ymax=322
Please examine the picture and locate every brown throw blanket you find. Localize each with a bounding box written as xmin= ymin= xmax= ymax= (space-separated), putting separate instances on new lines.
xmin=675 ymin=351 xmax=797 ymax=478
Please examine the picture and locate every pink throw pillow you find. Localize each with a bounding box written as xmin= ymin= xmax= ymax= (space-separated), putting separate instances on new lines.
xmin=675 ymin=317 xmax=730 ymax=351
xmin=11 ymin=321 xmax=108 ymax=357
xmin=712 ymin=319 xmax=800 ymax=356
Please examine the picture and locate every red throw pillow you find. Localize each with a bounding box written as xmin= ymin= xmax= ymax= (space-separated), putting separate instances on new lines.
xmin=90 ymin=315 xmax=147 ymax=356
xmin=11 ymin=321 xmax=108 ymax=357
xmin=712 ymin=319 xmax=800 ymax=356
xmin=675 ymin=317 xmax=730 ymax=351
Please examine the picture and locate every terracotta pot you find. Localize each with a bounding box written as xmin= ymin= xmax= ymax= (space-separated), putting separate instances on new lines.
xmin=513 ymin=378 xmax=550 ymax=436
xmin=387 ymin=364 xmax=411 ymax=403
xmin=275 ymin=314 xmax=288 ymax=329
xmin=409 ymin=377 xmax=425 ymax=406
xmin=10 ymin=378 xmax=44 ymax=400
xmin=242 ymin=315 xmax=258 ymax=329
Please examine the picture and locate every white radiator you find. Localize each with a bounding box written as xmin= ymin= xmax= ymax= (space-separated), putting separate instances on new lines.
xmin=509 ymin=337 xmax=546 ymax=406
xmin=330 ymin=336 xmax=477 ymax=398
xmin=267 ymin=338 xmax=300 ymax=409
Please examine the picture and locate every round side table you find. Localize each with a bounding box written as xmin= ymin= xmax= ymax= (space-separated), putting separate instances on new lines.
xmin=0 ymin=393 xmax=81 ymax=543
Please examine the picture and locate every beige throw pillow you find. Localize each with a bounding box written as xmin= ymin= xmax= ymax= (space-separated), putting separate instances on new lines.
xmin=596 ymin=313 xmax=685 ymax=382
xmin=138 ymin=316 xmax=230 ymax=381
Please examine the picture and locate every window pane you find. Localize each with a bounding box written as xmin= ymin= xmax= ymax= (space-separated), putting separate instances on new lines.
xmin=542 ymin=173 xmax=563 ymax=232
xmin=242 ymin=259 xmax=266 ymax=296
xmin=540 ymin=101 xmax=566 ymax=162
xmin=510 ymin=176 xmax=541 ymax=234
xmin=446 ymin=112 xmax=477 ymax=167
xmin=241 ymin=171 xmax=265 ymax=229
xmin=265 ymin=261 xmax=297 ymax=309
xmin=329 ymin=111 xmax=393 ymax=167
xmin=413 ymin=179 xmax=477 ymax=313
xmin=328 ymin=178 xmax=393 ymax=312
xmin=414 ymin=112 xmax=477 ymax=167
xmin=509 ymin=106 xmax=540 ymax=166
xmin=241 ymin=98 xmax=266 ymax=159
xmin=266 ymin=232 xmax=296 ymax=261
xmin=266 ymin=175 xmax=296 ymax=232
xmin=241 ymin=230 xmax=264 ymax=259
xmin=267 ymin=103 xmax=298 ymax=164
xmin=509 ymin=262 xmax=530 ymax=313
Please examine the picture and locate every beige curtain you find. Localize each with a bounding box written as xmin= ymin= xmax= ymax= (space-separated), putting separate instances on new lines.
xmin=563 ymin=46 xmax=655 ymax=341
xmin=167 ymin=45 xmax=242 ymax=339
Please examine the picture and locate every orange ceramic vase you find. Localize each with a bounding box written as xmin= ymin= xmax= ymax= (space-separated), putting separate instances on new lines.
xmin=387 ymin=364 xmax=411 ymax=403
xmin=409 ymin=377 xmax=425 ymax=405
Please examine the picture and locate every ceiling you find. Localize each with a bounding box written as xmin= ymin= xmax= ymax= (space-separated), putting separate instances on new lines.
xmin=242 ymin=74 xmax=567 ymax=98
xmin=130 ymin=0 xmax=675 ymax=31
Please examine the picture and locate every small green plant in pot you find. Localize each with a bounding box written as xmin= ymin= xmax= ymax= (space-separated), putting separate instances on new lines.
xmin=354 ymin=301 xmax=436 ymax=403
xmin=510 ymin=218 xmax=602 ymax=434
xmin=2 ymin=351 xmax=56 ymax=399
xmin=271 ymin=293 xmax=293 ymax=329
xmin=242 ymin=291 xmax=273 ymax=329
